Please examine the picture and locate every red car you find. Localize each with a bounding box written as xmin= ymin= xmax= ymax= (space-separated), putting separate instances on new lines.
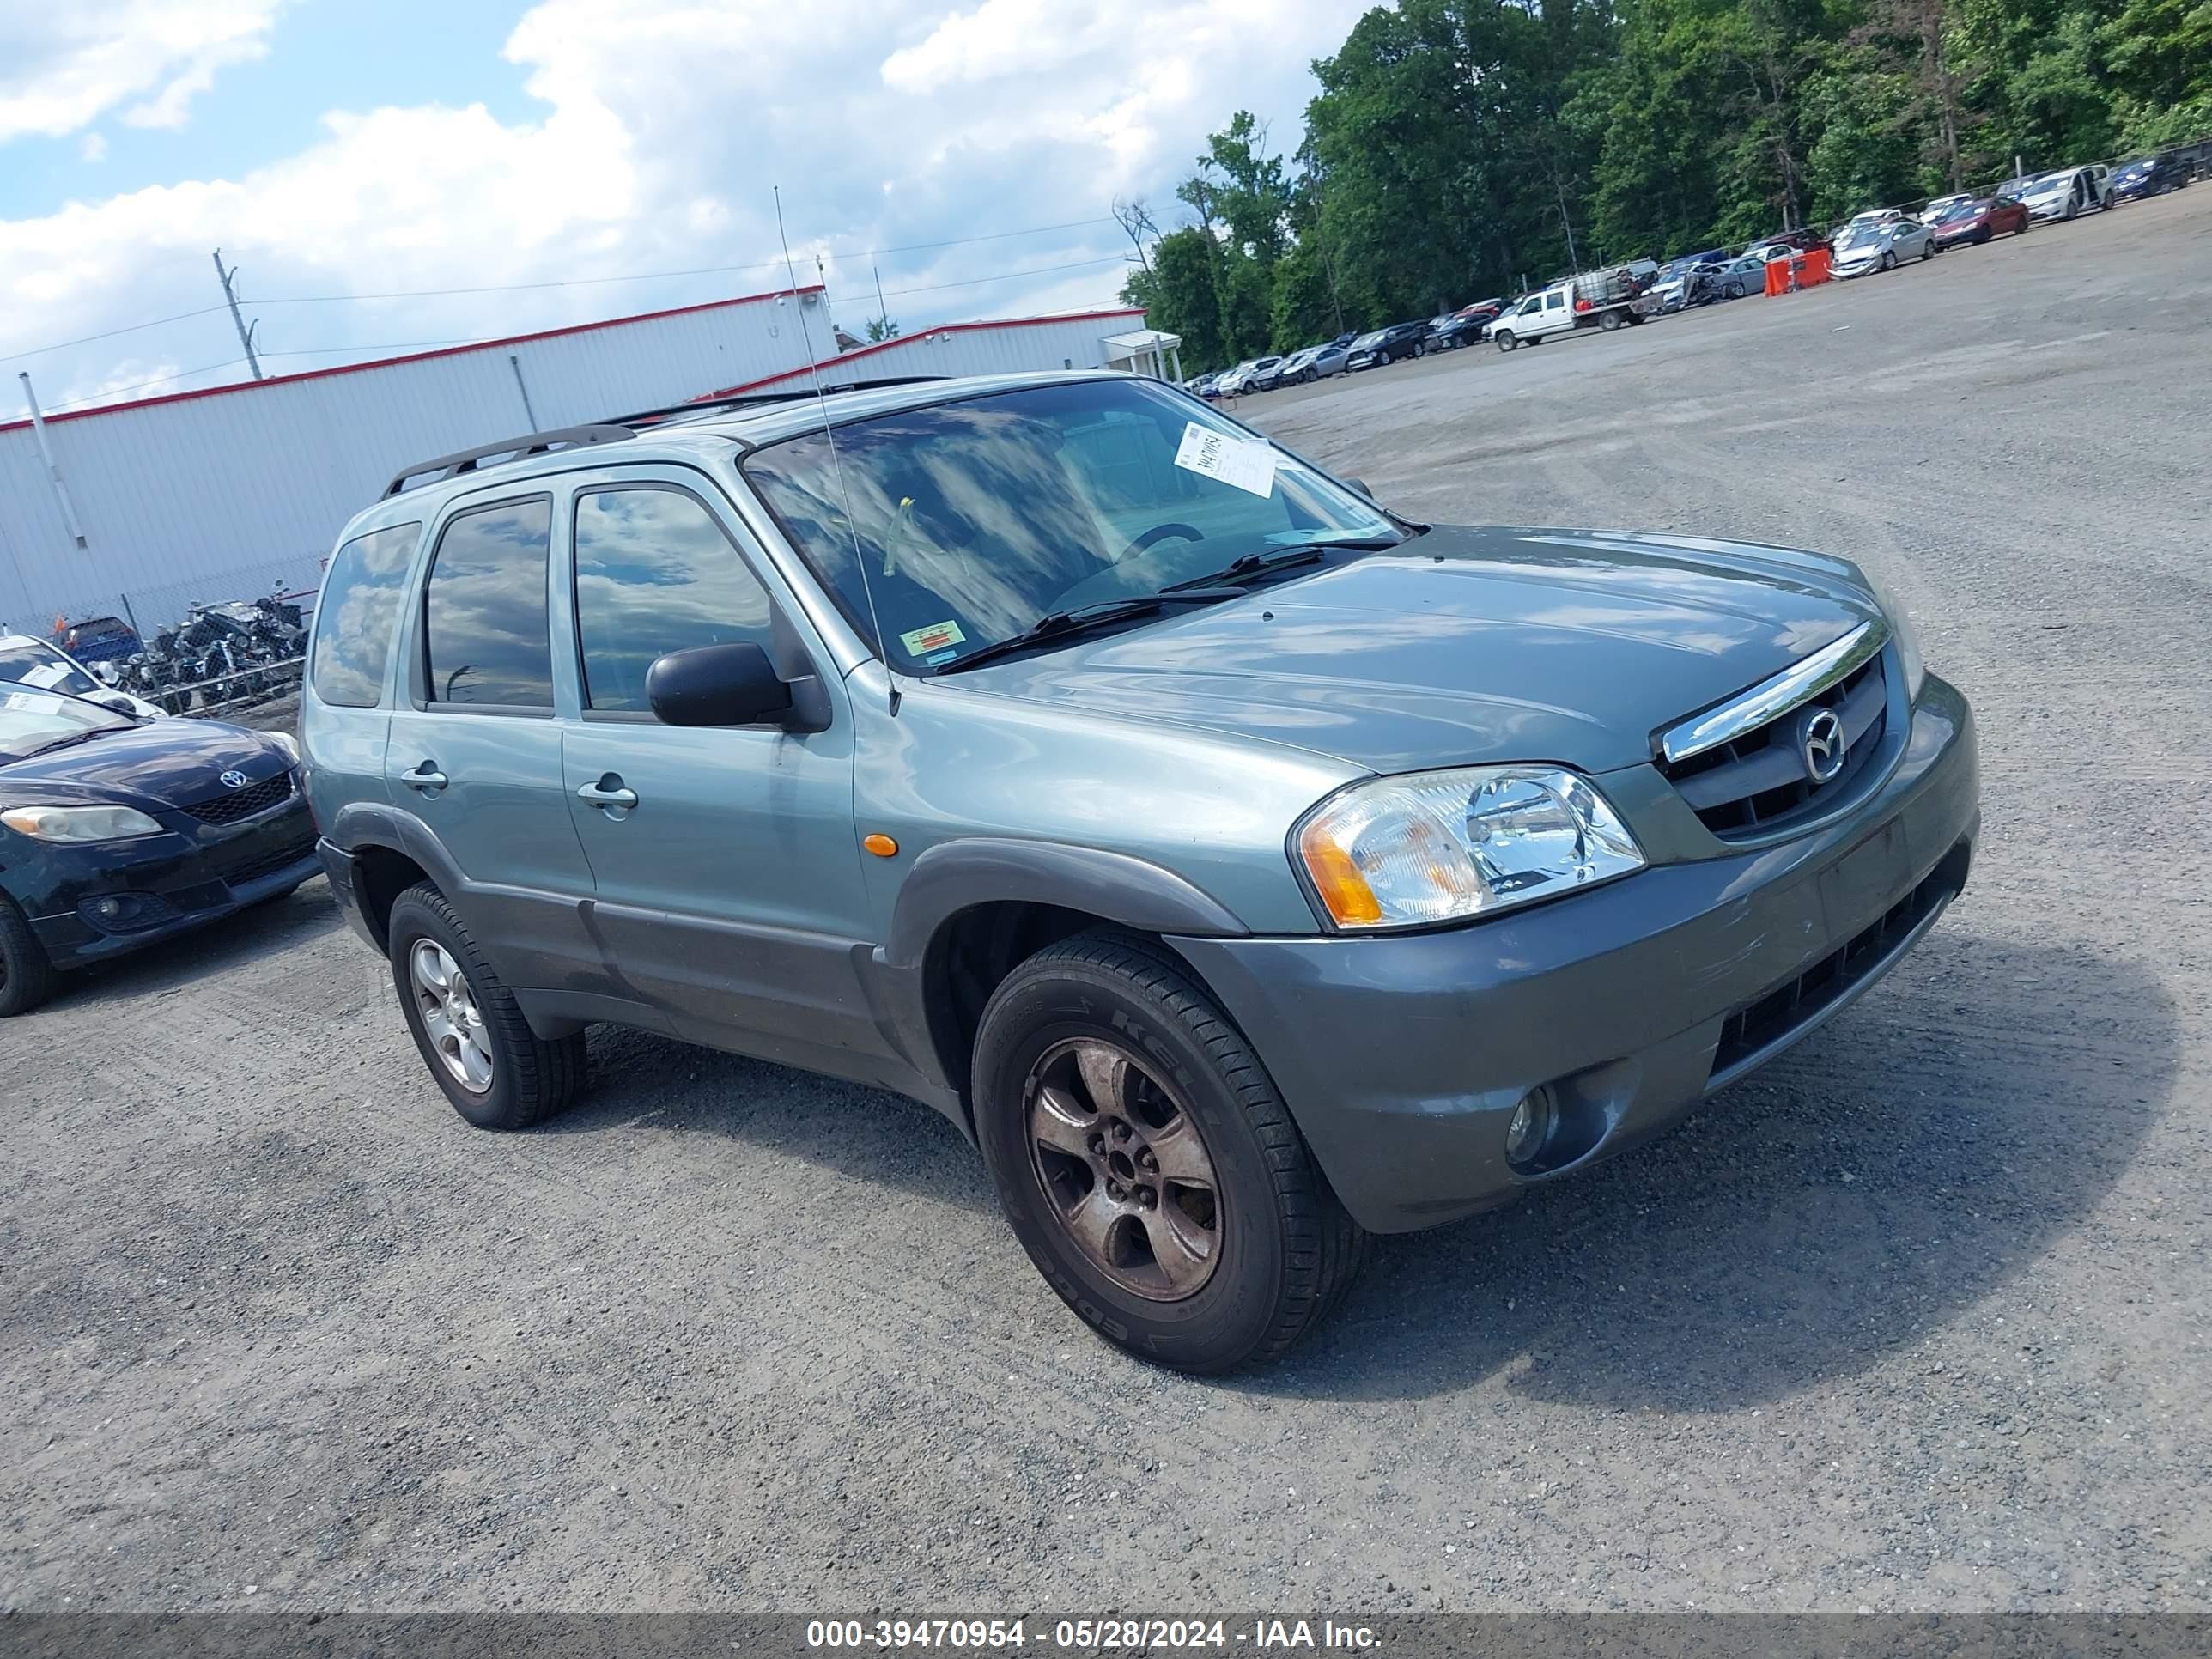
xmin=1930 ymin=195 xmax=2031 ymax=246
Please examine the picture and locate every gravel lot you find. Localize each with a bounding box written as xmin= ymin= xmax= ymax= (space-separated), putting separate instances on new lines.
xmin=5 ymin=190 xmax=2208 ymax=1618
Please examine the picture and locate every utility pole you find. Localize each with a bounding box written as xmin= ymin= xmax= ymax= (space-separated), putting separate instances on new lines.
xmin=212 ymin=249 xmax=264 ymax=380
xmin=18 ymin=373 xmax=88 ymax=549
xmin=874 ymin=264 xmax=890 ymax=335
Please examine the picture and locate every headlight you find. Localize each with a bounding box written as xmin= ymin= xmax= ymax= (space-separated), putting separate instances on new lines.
xmin=1294 ymin=766 xmax=1645 ymax=931
xmin=0 ymin=804 xmax=166 ymax=842
xmin=266 ymin=731 xmax=300 ymax=763
xmin=1861 ymin=570 xmax=1927 ymax=701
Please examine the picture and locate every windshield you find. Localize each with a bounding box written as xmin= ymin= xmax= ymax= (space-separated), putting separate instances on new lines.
xmin=1939 ymin=199 xmax=1984 ymax=220
xmin=743 ymin=379 xmax=1402 ymax=673
xmin=0 ymin=687 xmax=134 ymax=763
xmin=1839 ymin=223 xmax=1885 ymax=249
xmin=0 ymin=638 xmax=100 ymax=699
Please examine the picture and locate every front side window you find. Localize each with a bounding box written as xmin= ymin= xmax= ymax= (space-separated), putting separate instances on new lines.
xmin=422 ymin=498 xmax=553 ymax=708
xmin=573 ymin=486 xmax=775 ymax=713
xmin=311 ymin=522 xmax=421 ymax=708
xmin=743 ymin=379 xmax=1401 ymax=674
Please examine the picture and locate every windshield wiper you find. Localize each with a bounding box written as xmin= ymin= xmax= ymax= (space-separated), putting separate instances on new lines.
xmin=933 ymin=589 xmax=1243 ymax=676
xmin=1158 ymin=537 xmax=1407 ymax=594
xmin=23 ymin=727 xmax=130 ymax=759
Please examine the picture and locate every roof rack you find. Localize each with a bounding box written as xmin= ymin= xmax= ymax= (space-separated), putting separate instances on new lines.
xmin=604 ymin=376 xmax=951 ymax=428
xmin=380 ymin=424 xmax=635 ymax=499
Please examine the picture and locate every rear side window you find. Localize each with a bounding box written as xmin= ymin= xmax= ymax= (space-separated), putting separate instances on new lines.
xmin=572 ymin=486 xmax=773 ymax=713
xmin=422 ymin=498 xmax=553 ymax=708
xmin=311 ymin=523 xmax=421 ymax=708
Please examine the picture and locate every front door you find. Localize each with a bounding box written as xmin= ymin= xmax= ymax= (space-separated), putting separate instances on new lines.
xmin=551 ymin=470 xmax=887 ymax=1074
xmin=1536 ymin=289 xmax=1572 ymax=336
xmin=384 ymin=491 xmax=605 ymax=994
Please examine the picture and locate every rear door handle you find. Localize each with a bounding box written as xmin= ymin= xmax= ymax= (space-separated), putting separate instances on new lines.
xmin=402 ymin=763 xmax=447 ymax=792
xmin=577 ymin=778 xmax=639 ymax=811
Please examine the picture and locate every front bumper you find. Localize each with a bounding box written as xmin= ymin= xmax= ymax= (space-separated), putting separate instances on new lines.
xmin=1171 ymin=677 xmax=1979 ymax=1233
xmin=22 ymin=793 xmax=319 ymax=969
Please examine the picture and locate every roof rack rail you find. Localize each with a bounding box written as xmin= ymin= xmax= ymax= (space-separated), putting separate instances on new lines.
xmin=381 ymin=424 xmax=635 ymax=499
xmin=605 ymin=376 xmax=951 ymax=428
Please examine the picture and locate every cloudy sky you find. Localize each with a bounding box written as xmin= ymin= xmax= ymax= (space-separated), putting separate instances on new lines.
xmin=1 ymin=0 xmax=1370 ymax=420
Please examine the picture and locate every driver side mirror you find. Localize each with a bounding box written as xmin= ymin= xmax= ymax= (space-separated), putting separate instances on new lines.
xmin=1342 ymin=477 xmax=1376 ymax=501
xmin=647 ymin=642 xmax=823 ymax=731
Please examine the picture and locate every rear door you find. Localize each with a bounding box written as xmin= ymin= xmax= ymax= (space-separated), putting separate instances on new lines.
xmin=384 ymin=491 xmax=605 ymax=991
xmin=550 ymin=466 xmax=885 ymax=1072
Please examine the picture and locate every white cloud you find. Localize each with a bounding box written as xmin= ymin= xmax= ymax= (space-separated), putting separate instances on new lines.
xmin=0 ymin=1 xmax=288 ymax=143
xmin=2 ymin=0 xmax=1365 ymax=413
xmin=80 ymin=132 xmax=109 ymax=162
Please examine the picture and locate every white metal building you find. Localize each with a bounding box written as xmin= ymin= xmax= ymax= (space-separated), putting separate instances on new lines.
xmin=0 ymin=295 xmax=1147 ymax=636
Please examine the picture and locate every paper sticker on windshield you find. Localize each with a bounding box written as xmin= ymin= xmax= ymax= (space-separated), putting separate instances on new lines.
xmin=20 ymin=663 xmax=70 ymax=689
xmin=1174 ymin=422 xmax=1278 ymax=499
xmin=900 ymin=620 xmax=966 ymax=657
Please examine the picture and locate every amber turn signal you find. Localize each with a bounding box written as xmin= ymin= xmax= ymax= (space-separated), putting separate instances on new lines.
xmin=862 ymin=833 xmax=899 ymax=858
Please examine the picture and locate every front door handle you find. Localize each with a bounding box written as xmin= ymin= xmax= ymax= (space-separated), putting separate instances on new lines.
xmin=577 ymin=777 xmax=639 ymax=812
xmin=402 ymin=762 xmax=447 ymax=792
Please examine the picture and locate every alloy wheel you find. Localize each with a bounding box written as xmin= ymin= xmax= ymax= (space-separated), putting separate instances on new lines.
xmin=410 ymin=939 xmax=495 ymax=1093
xmin=1024 ymin=1036 xmax=1223 ymax=1301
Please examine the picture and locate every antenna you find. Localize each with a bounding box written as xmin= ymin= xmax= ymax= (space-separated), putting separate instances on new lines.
xmin=775 ymin=186 xmax=902 ymax=715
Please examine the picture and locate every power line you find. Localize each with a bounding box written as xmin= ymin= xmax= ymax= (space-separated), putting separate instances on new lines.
xmin=875 ymin=253 xmax=1134 ymax=300
xmin=0 ymin=305 xmax=229 ymax=365
xmin=41 ymin=357 xmax=247 ymax=414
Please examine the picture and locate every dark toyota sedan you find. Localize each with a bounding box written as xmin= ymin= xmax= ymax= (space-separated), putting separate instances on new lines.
xmin=0 ymin=688 xmax=316 ymax=1015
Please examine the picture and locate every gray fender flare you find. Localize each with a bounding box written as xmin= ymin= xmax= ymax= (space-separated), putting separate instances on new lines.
xmin=884 ymin=838 xmax=1249 ymax=972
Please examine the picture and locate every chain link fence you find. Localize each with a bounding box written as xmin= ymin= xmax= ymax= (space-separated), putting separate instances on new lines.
xmin=2 ymin=550 xmax=322 ymax=720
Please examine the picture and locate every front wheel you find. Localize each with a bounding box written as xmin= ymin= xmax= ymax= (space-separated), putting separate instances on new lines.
xmin=386 ymin=884 xmax=585 ymax=1130
xmin=973 ymin=933 xmax=1368 ymax=1373
xmin=1411 ymin=340 xmax=1425 ymax=358
xmin=1880 ymin=251 xmax=1898 ymax=271
xmin=1495 ymin=331 xmax=1516 ymax=352
xmin=1600 ymin=308 xmax=1624 ymax=330
xmin=0 ymin=892 xmax=58 ymax=1018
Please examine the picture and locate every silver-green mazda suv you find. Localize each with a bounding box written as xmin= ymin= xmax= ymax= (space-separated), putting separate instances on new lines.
xmin=302 ymin=370 xmax=1978 ymax=1372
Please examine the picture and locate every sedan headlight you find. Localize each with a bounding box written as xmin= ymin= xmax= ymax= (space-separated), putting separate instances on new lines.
xmin=1861 ymin=571 xmax=1927 ymax=701
xmin=0 ymin=804 xmax=166 ymax=842
xmin=1294 ymin=766 xmax=1645 ymax=931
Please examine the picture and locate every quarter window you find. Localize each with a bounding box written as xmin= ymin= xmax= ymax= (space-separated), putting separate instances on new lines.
xmin=422 ymin=498 xmax=554 ymax=708
xmin=572 ymin=487 xmax=775 ymax=713
xmin=311 ymin=522 xmax=420 ymax=708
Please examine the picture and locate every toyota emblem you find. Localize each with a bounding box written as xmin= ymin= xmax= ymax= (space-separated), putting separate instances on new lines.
xmin=219 ymin=769 xmax=250 ymax=790
xmin=1798 ymin=708 xmax=1846 ymax=784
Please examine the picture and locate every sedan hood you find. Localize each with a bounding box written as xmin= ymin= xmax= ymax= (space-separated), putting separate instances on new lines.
xmin=0 ymin=717 xmax=290 ymax=809
xmin=951 ymin=526 xmax=1880 ymax=775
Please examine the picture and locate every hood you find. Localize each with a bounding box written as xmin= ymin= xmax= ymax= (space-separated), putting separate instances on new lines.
xmin=0 ymin=717 xmax=290 ymax=810
xmin=945 ymin=525 xmax=1880 ymax=775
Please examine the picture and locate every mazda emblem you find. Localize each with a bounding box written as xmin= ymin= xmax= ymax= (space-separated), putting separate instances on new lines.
xmin=219 ymin=769 xmax=250 ymax=790
xmin=1798 ymin=708 xmax=1846 ymax=785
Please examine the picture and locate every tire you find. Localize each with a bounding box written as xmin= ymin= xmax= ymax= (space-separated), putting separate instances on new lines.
xmin=386 ymin=882 xmax=584 ymax=1130
xmin=1495 ymin=331 xmax=1516 ymax=352
xmin=973 ymin=931 xmax=1368 ymax=1374
xmin=1880 ymin=251 xmax=1897 ymax=271
xmin=1600 ymin=309 xmax=1624 ymax=331
xmin=1977 ymin=227 xmax=1992 ymax=244
xmin=1922 ymin=238 xmax=1935 ymax=258
xmin=0 ymin=891 xmax=58 ymax=1018
xmin=1412 ymin=340 xmax=1425 ymax=358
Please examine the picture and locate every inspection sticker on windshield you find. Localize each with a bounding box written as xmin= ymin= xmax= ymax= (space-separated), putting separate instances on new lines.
xmin=899 ymin=620 xmax=966 ymax=657
xmin=1174 ymin=422 xmax=1277 ymax=499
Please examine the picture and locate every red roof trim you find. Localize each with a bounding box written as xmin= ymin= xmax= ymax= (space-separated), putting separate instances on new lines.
xmin=698 ymin=307 xmax=1147 ymax=398
xmin=2 ymin=285 xmax=826 ymax=434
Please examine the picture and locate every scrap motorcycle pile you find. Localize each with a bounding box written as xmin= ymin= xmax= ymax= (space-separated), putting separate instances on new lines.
xmin=104 ymin=592 xmax=307 ymax=714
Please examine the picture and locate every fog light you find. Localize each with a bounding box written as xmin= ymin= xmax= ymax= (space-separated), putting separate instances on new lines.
xmin=77 ymin=891 xmax=177 ymax=933
xmin=1504 ymin=1086 xmax=1556 ymax=1168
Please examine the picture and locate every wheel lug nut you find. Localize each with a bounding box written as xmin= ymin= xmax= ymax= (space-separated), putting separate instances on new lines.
xmin=1087 ymin=1134 xmax=1105 ymax=1154
xmin=1139 ymin=1150 xmax=1157 ymax=1171
xmin=1112 ymin=1122 xmax=1133 ymax=1142
xmin=1106 ymin=1181 xmax=1125 ymax=1200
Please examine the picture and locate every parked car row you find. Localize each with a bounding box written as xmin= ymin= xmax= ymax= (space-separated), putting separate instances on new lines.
xmin=1181 ymin=151 xmax=2182 ymax=398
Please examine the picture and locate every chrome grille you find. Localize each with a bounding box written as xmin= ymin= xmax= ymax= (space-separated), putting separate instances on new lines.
xmin=179 ymin=770 xmax=294 ymax=825
xmin=1659 ymin=655 xmax=1887 ymax=836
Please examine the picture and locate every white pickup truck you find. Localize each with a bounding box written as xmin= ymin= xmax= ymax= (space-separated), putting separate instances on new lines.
xmin=1487 ymin=264 xmax=1657 ymax=350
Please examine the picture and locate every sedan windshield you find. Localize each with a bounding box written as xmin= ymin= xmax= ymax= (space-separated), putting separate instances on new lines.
xmin=743 ymin=379 xmax=1403 ymax=673
xmin=1839 ymin=224 xmax=1885 ymax=249
xmin=0 ymin=638 xmax=100 ymax=699
xmin=1939 ymin=199 xmax=1986 ymax=221
xmin=0 ymin=687 xmax=134 ymax=764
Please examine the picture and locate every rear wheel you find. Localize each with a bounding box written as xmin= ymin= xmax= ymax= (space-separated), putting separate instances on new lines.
xmin=386 ymin=883 xmax=585 ymax=1130
xmin=0 ymin=892 xmax=58 ymax=1018
xmin=1922 ymin=239 xmax=1935 ymax=258
xmin=1600 ymin=308 xmax=1624 ymax=331
xmin=1412 ymin=340 xmax=1425 ymax=358
xmin=973 ymin=933 xmax=1368 ymax=1373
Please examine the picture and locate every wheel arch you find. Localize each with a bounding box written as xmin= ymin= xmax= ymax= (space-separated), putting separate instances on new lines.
xmin=886 ymin=839 xmax=1250 ymax=1122
xmin=325 ymin=801 xmax=460 ymax=948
